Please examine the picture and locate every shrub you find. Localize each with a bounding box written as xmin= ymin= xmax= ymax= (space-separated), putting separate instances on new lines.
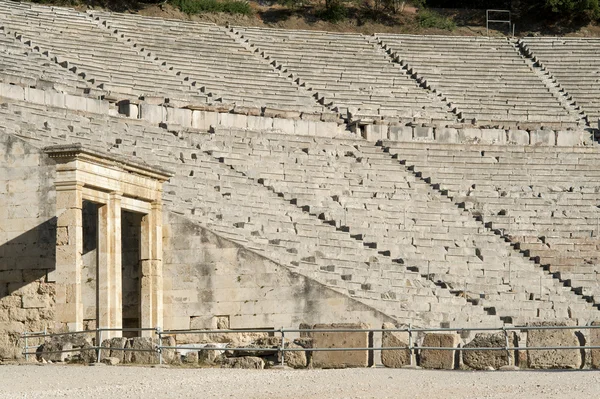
xmin=316 ymin=1 xmax=348 ymax=22
xmin=417 ymin=9 xmax=456 ymax=30
xmin=170 ymin=0 xmax=253 ymax=15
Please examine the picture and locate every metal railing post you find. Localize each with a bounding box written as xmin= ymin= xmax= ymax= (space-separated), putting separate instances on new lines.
xmin=408 ymin=324 xmax=413 ymax=366
xmin=157 ymin=326 xmax=163 ymax=365
xmin=24 ymin=331 xmax=28 ymax=362
xmin=280 ymin=328 xmax=286 ymax=367
xmin=96 ymin=328 xmax=102 ymax=363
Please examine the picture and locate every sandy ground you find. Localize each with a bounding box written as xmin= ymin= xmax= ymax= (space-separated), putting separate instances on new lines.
xmin=0 ymin=364 xmax=598 ymax=399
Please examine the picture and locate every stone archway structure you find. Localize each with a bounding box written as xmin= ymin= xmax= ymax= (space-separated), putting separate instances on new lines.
xmin=45 ymin=144 xmax=172 ymax=338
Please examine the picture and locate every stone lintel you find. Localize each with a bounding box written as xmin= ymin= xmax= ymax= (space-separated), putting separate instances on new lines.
xmin=43 ymin=143 xmax=173 ymax=183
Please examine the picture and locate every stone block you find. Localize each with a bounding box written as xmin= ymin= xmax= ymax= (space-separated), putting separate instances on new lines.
xmin=310 ymin=323 xmax=370 ymax=368
xmin=167 ymin=107 xmax=192 ymax=127
xmin=318 ymin=122 xmax=339 ymax=137
xmin=101 ymin=356 xmax=120 ymax=365
xmin=458 ymin=128 xmax=481 ymax=143
xmin=526 ymin=321 xmax=581 ymax=369
xmin=414 ymin=127 xmax=434 ymax=141
xmin=191 ymin=110 xmax=219 ymax=131
xmin=44 ymin=91 xmax=66 ymax=108
xmin=507 ymin=130 xmax=530 ymax=145
xmin=183 ymin=351 xmax=199 ymax=363
xmin=388 ymin=126 xmax=413 ymax=141
xmin=381 ymin=323 xmax=410 ymax=368
xmin=462 ymin=333 xmax=512 ymax=370
xmin=22 ymin=294 xmax=48 ymax=309
xmin=480 ymin=129 xmax=506 ymax=144
xmin=65 ymin=95 xmax=87 ymax=112
xmin=160 ymin=335 xmax=179 ymax=364
xmin=420 ymin=333 xmax=460 ymax=369
xmin=556 ymin=130 xmax=589 ymax=146
xmin=364 ymin=124 xmax=388 ymax=141
xmin=1 ymin=84 xmax=25 ymax=101
xmin=24 ymin=87 xmax=45 ymax=104
xmin=140 ymin=104 xmax=166 ymax=125
xmin=218 ymin=113 xmax=247 ymax=129
xmin=294 ymin=119 xmax=316 ymax=136
xmin=221 ymin=356 xmax=265 ymax=369
xmin=285 ymin=342 xmax=307 ymax=368
xmin=100 ymin=337 xmax=128 ymax=362
xmin=86 ymin=98 xmax=110 ymax=115
xmin=530 ymin=130 xmax=556 ymax=146
xmin=263 ymin=108 xmax=300 ymax=119
xmin=247 ymin=115 xmax=273 ymax=131
xmin=125 ymin=337 xmax=159 ymax=364
xmin=198 ymin=343 xmax=226 ymax=364
xmin=435 ymin=128 xmax=458 ymax=143
xmin=590 ymin=321 xmax=600 ymax=368
xmin=272 ymin=118 xmax=295 ymax=134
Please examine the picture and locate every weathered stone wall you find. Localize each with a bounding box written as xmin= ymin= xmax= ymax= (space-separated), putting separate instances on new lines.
xmin=0 ymin=135 xmax=56 ymax=359
xmin=162 ymin=213 xmax=396 ymax=336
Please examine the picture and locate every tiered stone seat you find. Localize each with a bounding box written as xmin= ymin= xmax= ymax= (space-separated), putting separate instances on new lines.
xmin=0 ymin=1 xmax=207 ymax=102
xmin=520 ymin=37 xmax=600 ymax=122
xmin=383 ymin=141 xmax=600 ymax=307
xmin=0 ymin=29 xmax=92 ymax=95
xmin=377 ymin=34 xmax=577 ymax=128
xmin=0 ymin=96 xmax=504 ymax=328
xmin=194 ymin=128 xmax=597 ymax=325
xmin=232 ymin=26 xmax=455 ymax=123
xmin=89 ymin=11 xmax=326 ymax=113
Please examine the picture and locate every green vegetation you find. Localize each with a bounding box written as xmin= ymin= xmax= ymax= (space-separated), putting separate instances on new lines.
xmin=545 ymin=0 xmax=600 ymax=19
xmin=316 ymin=0 xmax=348 ymax=22
xmin=170 ymin=0 xmax=253 ymax=15
xmin=417 ymin=9 xmax=456 ymax=29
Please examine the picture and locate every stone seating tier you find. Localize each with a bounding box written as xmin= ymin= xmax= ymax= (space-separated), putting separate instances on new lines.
xmin=382 ymin=140 xmax=600 ymax=306
xmin=0 ymin=95 xmax=513 ymax=328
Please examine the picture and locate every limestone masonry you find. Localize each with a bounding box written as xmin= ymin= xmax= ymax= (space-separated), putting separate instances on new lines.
xmin=2 ymin=0 xmax=600 ymax=369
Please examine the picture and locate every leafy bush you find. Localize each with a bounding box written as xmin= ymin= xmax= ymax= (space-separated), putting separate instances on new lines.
xmin=417 ymin=9 xmax=456 ymax=29
xmin=316 ymin=1 xmax=348 ymax=22
xmin=546 ymin=0 xmax=600 ymax=19
xmin=170 ymin=0 xmax=253 ymax=15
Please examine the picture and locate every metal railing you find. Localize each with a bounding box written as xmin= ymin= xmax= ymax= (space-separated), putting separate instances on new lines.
xmin=486 ymin=9 xmax=513 ymax=37
xmin=21 ymin=324 xmax=600 ymax=368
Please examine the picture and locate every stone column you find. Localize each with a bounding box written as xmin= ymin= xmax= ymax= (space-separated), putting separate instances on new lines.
xmin=55 ymin=182 xmax=84 ymax=332
xmin=140 ymin=201 xmax=163 ymax=336
xmin=98 ymin=192 xmax=123 ymax=339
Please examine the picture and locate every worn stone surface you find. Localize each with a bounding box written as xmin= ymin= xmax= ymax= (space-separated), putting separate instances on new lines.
xmin=101 ymin=337 xmax=128 ymax=363
xmin=183 ymin=351 xmax=199 ymax=364
xmin=221 ymin=356 xmax=265 ymax=369
xmin=199 ymin=344 xmax=225 ymax=364
xmin=590 ymin=321 xmax=600 ymax=369
xmin=310 ymin=323 xmax=370 ymax=369
xmin=420 ymin=333 xmax=460 ymax=370
xmin=101 ymin=356 xmax=120 ymax=366
xmin=462 ymin=333 xmax=511 ymax=370
xmin=526 ymin=321 xmax=581 ymax=369
xmin=381 ymin=323 xmax=410 ymax=368
xmin=125 ymin=337 xmax=158 ymax=364
xmin=285 ymin=343 xmax=307 ymax=369
xmin=160 ymin=336 xmax=179 ymax=364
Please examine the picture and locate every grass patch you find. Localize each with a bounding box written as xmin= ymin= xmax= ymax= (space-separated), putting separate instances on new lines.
xmin=417 ymin=9 xmax=456 ymax=30
xmin=170 ymin=0 xmax=253 ymax=15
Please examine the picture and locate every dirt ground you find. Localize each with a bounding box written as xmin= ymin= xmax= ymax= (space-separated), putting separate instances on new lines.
xmin=0 ymin=364 xmax=598 ymax=399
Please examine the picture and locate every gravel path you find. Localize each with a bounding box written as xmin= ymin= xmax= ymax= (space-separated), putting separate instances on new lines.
xmin=0 ymin=364 xmax=597 ymax=398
